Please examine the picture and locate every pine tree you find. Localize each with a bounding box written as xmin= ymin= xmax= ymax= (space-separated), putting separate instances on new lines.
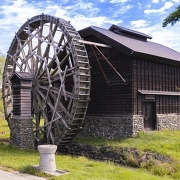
xmin=162 ymin=5 xmax=180 ymax=27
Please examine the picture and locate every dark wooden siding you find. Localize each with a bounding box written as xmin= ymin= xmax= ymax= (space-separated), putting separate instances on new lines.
xmin=11 ymin=74 xmax=32 ymax=117
xmin=132 ymin=58 xmax=180 ymax=115
xmin=81 ymin=34 xmax=180 ymax=116
xmin=84 ymin=36 xmax=132 ymax=116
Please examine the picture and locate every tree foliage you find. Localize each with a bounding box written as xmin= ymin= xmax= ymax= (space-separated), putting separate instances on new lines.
xmin=0 ymin=56 xmax=5 ymax=87
xmin=0 ymin=56 xmax=5 ymax=73
xmin=162 ymin=5 xmax=180 ymax=27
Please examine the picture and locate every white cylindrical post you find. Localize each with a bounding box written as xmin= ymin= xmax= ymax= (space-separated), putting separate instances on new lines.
xmin=38 ymin=145 xmax=57 ymax=174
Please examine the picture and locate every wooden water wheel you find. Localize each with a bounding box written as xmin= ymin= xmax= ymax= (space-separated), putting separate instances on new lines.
xmin=2 ymin=14 xmax=91 ymax=146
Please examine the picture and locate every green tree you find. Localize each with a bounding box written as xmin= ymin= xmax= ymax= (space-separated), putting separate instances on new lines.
xmin=162 ymin=5 xmax=180 ymax=27
xmin=0 ymin=56 xmax=5 ymax=87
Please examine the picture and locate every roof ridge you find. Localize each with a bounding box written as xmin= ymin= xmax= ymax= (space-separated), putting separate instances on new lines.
xmin=109 ymin=24 xmax=152 ymax=40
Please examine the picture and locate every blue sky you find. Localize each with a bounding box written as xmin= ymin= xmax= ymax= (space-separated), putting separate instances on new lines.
xmin=0 ymin=0 xmax=180 ymax=54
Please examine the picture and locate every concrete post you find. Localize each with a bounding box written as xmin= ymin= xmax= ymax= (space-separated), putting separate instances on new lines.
xmin=38 ymin=145 xmax=57 ymax=174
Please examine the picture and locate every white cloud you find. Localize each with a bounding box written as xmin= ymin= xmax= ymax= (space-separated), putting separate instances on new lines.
xmin=144 ymin=2 xmax=174 ymax=14
xmin=113 ymin=4 xmax=133 ymax=17
xmin=145 ymin=4 xmax=151 ymax=9
xmin=71 ymin=15 xmax=122 ymax=30
xmin=64 ymin=2 xmax=99 ymax=17
xmin=0 ymin=0 xmax=123 ymax=53
xmin=152 ymin=0 xmax=159 ymax=3
xmin=0 ymin=0 xmax=179 ymax=55
xmin=0 ymin=0 xmax=42 ymax=27
xmin=120 ymin=4 xmax=132 ymax=13
xmin=171 ymin=0 xmax=180 ymax=2
xmin=137 ymin=3 xmax=142 ymax=9
xmin=130 ymin=20 xmax=149 ymax=28
xmin=110 ymin=0 xmax=129 ymax=3
xmin=135 ymin=23 xmax=180 ymax=52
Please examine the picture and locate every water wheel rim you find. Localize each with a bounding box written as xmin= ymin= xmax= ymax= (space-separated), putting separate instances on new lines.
xmin=2 ymin=14 xmax=91 ymax=146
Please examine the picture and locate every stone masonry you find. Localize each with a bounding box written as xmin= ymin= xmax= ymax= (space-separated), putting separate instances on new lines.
xmin=79 ymin=115 xmax=144 ymax=138
xmin=9 ymin=116 xmax=34 ymax=149
xmin=157 ymin=114 xmax=180 ymax=130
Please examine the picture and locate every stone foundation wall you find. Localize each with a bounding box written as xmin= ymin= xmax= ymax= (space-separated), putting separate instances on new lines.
xmin=157 ymin=114 xmax=180 ymax=130
xmin=133 ymin=115 xmax=144 ymax=135
xmin=79 ymin=115 xmax=143 ymax=138
xmin=9 ymin=116 xmax=34 ymax=149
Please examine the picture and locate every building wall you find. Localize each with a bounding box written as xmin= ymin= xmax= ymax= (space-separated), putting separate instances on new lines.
xmin=157 ymin=114 xmax=180 ymax=130
xmin=132 ymin=58 xmax=180 ymax=115
xmin=80 ymin=115 xmax=143 ymax=138
xmin=80 ymin=113 xmax=180 ymax=138
xmin=84 ymin=36 xmax=133 ymax=116
xmin=81 ymin=35 xmax=180 ymax=137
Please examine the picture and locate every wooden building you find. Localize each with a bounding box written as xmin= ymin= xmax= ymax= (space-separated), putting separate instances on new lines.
xmin=78 ymin=25 xmax=180 ymax=138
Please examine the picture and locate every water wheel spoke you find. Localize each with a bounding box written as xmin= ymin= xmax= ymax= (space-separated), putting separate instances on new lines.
xmin=7 ymin=54 xmax=22 ymax=73
xmin=57 ymin=30 xmax=64 ymax=49
xmin=41 ymin=65 xmax=68 ymax=121
xmin=50 ymin=72 xmax=74 ymax=84
xmin=29 ymin=31 xmax=63 ymax=52
xmin=39 ymin=57 xmax=55 ymax=78
xmin=48 ymin=86 xmax=75 ymax=101
xmin=33 ymin=29 xmax=42 ymax=75
xmin=48 ymin=91 xmax=71 ymax=118
xmin=51 ymin=40 xmax=68 ymax=100
xmin=49 ymin=51 xmax=72 ymax=78
xmin=35 ymin=92 xmax=55 ymax=144
xmin=44 ymin=61 xmax=53 ymax=105
xmin=31 ymin=33 xmax=52 ymax=76
xmin=60 ymin=51 xmax=72 ymax=67
xmin=37 ymin=90 xmax=62 ymax=119
xmin=27 ymin=24 xmax=37 ymax=70
xmin=17 ymin=41 xmax=30 ymax=72
xmin=38 ymin=40 xmax=72 ymax=79
xmin=36 ymin=21 xmax=43 ymax=58
xmin=20 ymin=52 xmax=35 ymax=73
xmin=35 ymin=110 xmax=41 ymax=142
xmin=36 ymin=21 xmax=58 ymax=77
xmin=9 ymin=27 xmax=42 ymax=62
xmin=37 ymin=89 xmax=69 ymax=128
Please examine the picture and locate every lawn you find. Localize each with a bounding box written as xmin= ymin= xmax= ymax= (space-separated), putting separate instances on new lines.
xmin=74 ymin=130 xmax=180 ymax=160
xmin=0 ymin=108 xmax=179 ymax=180
xmin=0 ymin=143 xmax=175 ymax=180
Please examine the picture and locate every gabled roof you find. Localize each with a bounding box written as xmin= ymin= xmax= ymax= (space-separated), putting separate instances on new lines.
xmin=78 ymin=25 xmax=180 ymax=64
xmin=10 ymin=72 xmax=33 ymax=80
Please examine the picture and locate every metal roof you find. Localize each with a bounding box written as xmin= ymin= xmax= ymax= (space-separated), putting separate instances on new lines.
xmin=79 ymin=26 xmax=180 ymax=63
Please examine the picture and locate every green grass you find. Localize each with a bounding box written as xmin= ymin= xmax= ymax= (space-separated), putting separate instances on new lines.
xmin=74 ymin=130 xmax=180 ymax=160
xmin=0 ymin=91 xmax=9 ymax=140
xmin=0 ymin=116 xmax=177 ymax=180
xmin=0 ymin=113 xmax=10 ymax=140
xmin=0 ymin=96 xmax=179 ymax=180
xmin=0 ymin=143 xmax=175 ymax=180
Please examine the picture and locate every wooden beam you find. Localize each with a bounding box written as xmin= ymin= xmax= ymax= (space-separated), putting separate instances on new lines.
xmin=8 ymin=27 xmax=42 ymax=62
xmin=78 ymin=39 xmax=111 ymax=48
xmin=35 ymin=92 xmax=55 ymax=144
xmin=91 ymin=45 xmax=109 ymax=84
xmin=93 ymin=45 xmax=126 ymax=82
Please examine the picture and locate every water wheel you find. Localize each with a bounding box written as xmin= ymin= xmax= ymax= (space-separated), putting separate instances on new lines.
xmin=2 ymin=14 xmax=91 ymax=146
